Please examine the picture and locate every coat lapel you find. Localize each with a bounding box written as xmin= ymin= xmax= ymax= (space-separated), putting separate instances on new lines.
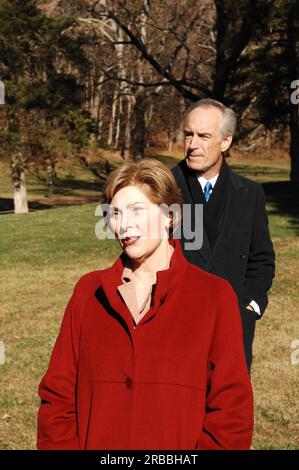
xmin=99 ymin=254 xmax=137 ymax=338
xmin=208 ymin=168 xmax=248 ymax=270
xmin=176 ymin=161 xmax=212 ymax=263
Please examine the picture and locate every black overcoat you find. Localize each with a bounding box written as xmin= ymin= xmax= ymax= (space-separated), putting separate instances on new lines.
xmin=171 ymin=159 xmax=275 ymax=370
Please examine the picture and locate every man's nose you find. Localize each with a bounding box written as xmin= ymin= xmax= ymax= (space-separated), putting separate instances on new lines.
xmin=189 ymin=134 xmax=201 ymax=148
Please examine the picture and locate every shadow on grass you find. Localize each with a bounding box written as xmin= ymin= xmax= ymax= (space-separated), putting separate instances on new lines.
xmin=55 ymin=176 xmax=104 ymax=192
xmin=0 ymin=198 xmax=53 ymax=213
xmin=0 ymin=176 xmax=105 ymax=214
xmin=2 ymin=160 xmax=298 ymax=238
xmin=0 ymin=193 xmax=102 ymax=214
xmin=262 ymin=181 xmax=299 ymax=235
xmin=148 ymin=153 xmax=181 ymax=167
xmin=232 ymin=164 xmax=288 ymax=179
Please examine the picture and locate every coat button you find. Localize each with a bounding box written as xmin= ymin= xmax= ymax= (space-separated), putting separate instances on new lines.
xmin=125 ymin=377 xmax=133 ymax=388
xmin=240 ymin=251 xmax=247 ymax=260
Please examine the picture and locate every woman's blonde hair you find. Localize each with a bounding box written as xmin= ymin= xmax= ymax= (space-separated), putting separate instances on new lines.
xmin=102 ymin=159 xmax=183 ymax=237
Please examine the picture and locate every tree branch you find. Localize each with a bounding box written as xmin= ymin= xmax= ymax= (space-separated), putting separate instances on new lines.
xmin=97 ymin=7 xmax=201 ymax=101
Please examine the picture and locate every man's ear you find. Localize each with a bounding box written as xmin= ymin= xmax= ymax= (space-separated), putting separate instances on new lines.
xmin=221 ymin=135 xmax=233 ymax=152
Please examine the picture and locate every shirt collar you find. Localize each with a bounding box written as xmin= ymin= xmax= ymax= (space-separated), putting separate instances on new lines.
xmin=197 ymin=173 xmax=219 ymax=192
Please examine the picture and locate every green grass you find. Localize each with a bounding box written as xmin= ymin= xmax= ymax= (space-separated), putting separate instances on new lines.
xmin=0 ymin=153 xmax=298 ymax=449
xmin=0 ymin=203 xmax=121 ymax=450
xmin=0 ymin=203 xmax=120 ymax=268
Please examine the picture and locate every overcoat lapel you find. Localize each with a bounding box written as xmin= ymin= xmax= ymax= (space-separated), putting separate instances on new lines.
xmin=208 ymin=167 xmax=248 ymax=270
xmin=185 ymin=168 xmax=212 ymax=262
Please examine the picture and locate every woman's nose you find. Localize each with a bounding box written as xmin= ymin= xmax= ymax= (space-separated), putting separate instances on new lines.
xmin=119 ymin=213 xmax=136 ymax=236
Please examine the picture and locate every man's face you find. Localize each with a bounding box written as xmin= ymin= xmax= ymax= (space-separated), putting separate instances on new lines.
xmin=184 ymin=106 xmax=232 ymax=177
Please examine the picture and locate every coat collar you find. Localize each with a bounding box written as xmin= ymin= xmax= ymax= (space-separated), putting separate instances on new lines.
xmin=98 ymin=238 xmax=189 ymax=334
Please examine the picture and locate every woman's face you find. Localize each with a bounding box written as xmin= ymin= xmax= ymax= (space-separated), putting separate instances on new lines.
xmin=109 ymin=185 xmax=170 ymax=262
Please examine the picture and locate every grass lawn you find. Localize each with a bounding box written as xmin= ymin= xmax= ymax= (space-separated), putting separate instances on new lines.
xmin=0 ymin=153 xmax=298 ymax=449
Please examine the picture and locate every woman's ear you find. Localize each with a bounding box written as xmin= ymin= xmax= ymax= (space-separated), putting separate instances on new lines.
xmin=164 ymin=214 xmax=172 ymax=238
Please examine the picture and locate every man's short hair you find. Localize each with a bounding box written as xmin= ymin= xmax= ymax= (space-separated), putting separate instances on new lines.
xmin=184 ymin=98 xmax=237 ymax=137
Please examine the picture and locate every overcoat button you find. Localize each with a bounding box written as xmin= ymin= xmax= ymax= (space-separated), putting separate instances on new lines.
xmin=240 ymin=251 xmax=247 ymax=260
xmin=125 ymin=377 xmax=133 ymax=388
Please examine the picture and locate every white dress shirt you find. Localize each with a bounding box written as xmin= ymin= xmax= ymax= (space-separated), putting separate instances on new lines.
xmin=197 ymin=174 xmax=219 ymax=193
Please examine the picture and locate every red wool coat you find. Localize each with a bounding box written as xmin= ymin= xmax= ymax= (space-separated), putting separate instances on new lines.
xmin=37 ymin=238 xmax=254 ymax=450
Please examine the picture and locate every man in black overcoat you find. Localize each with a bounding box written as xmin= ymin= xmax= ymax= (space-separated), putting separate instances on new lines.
xmin=171 ymin=99 xmax=275 ymax=372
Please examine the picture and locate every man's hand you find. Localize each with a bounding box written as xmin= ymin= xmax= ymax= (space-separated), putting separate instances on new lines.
xmin=246 ymin=305 xmax=255 ymax=312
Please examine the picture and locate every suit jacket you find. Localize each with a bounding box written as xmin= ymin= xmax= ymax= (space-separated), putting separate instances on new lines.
xmin=37 ymin=238 xmax=253 ymax=450
xmin=171 ymin=159 xmax=275 ymax=318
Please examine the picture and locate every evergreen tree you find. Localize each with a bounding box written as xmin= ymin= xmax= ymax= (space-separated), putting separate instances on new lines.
xmin=0 ymin=0 xmax=93 ymax=212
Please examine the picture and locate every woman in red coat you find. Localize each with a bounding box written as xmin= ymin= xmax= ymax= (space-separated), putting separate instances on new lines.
xmin=37 ymin=159 xmax=253 ymax=450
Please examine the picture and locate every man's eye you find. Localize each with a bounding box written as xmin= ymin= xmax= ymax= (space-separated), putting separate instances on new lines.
xmin=184 ymin=133 xmax=192 ymax=139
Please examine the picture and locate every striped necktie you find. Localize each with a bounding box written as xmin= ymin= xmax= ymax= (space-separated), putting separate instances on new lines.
xmin=204 ymin=181 xmax=213 ymax=202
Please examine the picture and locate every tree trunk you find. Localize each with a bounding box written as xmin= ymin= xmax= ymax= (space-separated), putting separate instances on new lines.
xmin=130 ymin=90 xmax=146 ymax=160
xmin=47 ymin=161 xmax=57 ymax=198
xmin=128 ymin=0 xmax=150 ymax=160
xmin=90 ymin=71 xmax=103 ymax=141
xmin=115 ymin=94 xmax=123 ymax=148
xmin=108 ymin=89 xmax=118 ymax=147
xmin=122 ymin=94 xmax=133 ymax=159
xmin=114 ymin=28 xmax=126 ymax=150
xmin=287 ymin=8 xmax=299 ymax=184
xmin=0 ymin=80 xmax=5 ymax=105
xmin=95 ymin=76 xmax=105 ymax=140
xmin=97 ymin=101 xmax=104 ymax=141
xmin=213 ymin=1 xmax=257 ymax=101
xmin=12 ymin=153 xmax=29 ymax=214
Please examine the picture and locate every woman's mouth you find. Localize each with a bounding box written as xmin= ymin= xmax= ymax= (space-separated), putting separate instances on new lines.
xmin=122 ymin=236 xmax=140 ymax=247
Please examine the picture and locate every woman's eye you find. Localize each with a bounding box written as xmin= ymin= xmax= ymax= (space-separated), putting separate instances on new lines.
xmin=133 ymin=207 xmax=144 ymax=213
xmin=110 ymin=210 xmax=119 ymax=218
xmin=133 ymin=209 xmax=141 ymax=215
